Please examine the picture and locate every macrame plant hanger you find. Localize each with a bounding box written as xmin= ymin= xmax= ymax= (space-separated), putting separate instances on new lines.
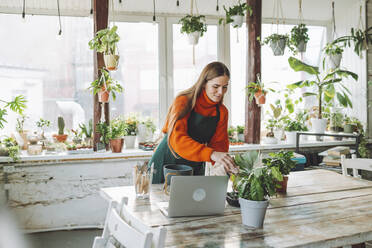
xmin=57 ymin=0 xmax=62 ymax=35
xmin=358 ymin=1 xmax=368 ymax=51
xmin=270 ymin=0 xmax=285 ymax=54
xmin=235 ymin=0 xmax=241 ymax=43
xmin=331 ymin=1 xmax=338 ymax=41
xmin=298 ymin=0 xmax=304 ymax=25
xmin=190 ymin=0 xmax=199 ymax=65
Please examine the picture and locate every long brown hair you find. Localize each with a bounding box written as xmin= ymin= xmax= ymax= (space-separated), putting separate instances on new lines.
xmin=165 ymin=61 xmax=230 ymax=156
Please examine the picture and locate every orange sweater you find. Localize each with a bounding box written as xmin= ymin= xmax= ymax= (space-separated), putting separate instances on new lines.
xmin=162 ymin=89 xmax=229 ymax=162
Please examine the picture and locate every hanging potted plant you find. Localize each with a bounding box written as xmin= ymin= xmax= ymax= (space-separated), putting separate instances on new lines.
xmin=324 ymin=42 xmax=344 ymax=70
xmin=218 ymin=1 xmax=252 ymax=28
xmin=88 ymin=68 xmax=123 ymax=103
xmin=123 ymin=114 xmax=139 ymax=149
xmin=262 ymin=151 xmax=296 ymax=193
xmin=179 ymin=15 xmax=207 ymax=45
xmin=262 ymin=33 xmax=290 ymax=56
xmin=246 ymin=74 xmax=273 ymax=106
xmin=287 ymin=56 xmax=357 ymax=133
xmin=331 ymin=27 xmax=372 ymax=57
xmin=88 ymin=25 xmax=120 ymax=71
xmin=290 ymin=23 xmax=309 ymax=53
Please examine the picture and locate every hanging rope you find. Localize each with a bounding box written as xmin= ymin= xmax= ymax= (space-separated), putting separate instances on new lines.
xmin=216 ymin=0 xmax=219 ymax=11
xmin=176 ymin=0 xmax=179 ymax=7
xmin=90 ymin=0 xmax=93 ymax=15
xmin=358 ymin=3 xmax=364 ymax=30
xmin=57 ymin=0 xmax=62 ymax=35
xmin=153 ymin=0 xmax=156 ymax=22
xmin=22 ymin=0 xmax=26 ymax=19
xmin=298 ymin=0 xmax=304 ymax=23
xmin=332 ymin=1 xmax=337 ymax=39
xmin=110 ymin=0 xmax=115 ymax=27
xmin=271 ymin=0 xmax=284 ymax=34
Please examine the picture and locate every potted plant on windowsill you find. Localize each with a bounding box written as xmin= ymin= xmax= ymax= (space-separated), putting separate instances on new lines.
xmin=79 ymin=119 xmax=93 ymax=147
xmin=218 ymin=1 xmax=252 ymax=28
xmin=137 ymin=117 xmax=156 ymax=143
xmin=290 ymin=23 xmax=309 ymax=54
xmin=109 ymin=117 xmax=126 ymax=153
xmin=88 ymin=68 xmax=123 ymax=103
xmin=36 ymin=118 xmax=50 ymax=140
xmin=262 ymin=151 xmax=296 ymax=193
xmin=16 ymin=114 xmax=29 ymax=150
xmin=53 ymin=116 xmax=68 ymax=143
xmin=236 ymin=125 xmax=245 ymax=142
xmin=124 ymin=115 xmax=139 ymax=149
xmin=262 ymin=33 xmax=290 ymax=56
xmin=179 ymin=15 xmax=207 ymax=45
xmin=287 ymin=56 xmax=358 ymax=134
xmin=246 ymin=74 xmax=273 ymax=106
xmin=324 ymin=42 xmax=344 ymax=70
xmin=89 ymin=25 xmax=120 ymax=71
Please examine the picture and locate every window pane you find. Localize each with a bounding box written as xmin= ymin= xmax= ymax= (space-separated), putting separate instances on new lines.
xmin=0 ymin=14 xmax=93 ymax=135
xmin=173 ymin=24 xmax=218 ymax=96
xmin=110 ymin=22 xmax=159 ymax=125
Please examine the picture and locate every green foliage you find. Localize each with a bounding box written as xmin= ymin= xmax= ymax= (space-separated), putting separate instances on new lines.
xmin=262 ymin=151 xmax=296 ymax=176
xmin=287 ymin=56 xmax=358 ymax=119
xmin=218 ymin=2 xmax=252 ymax=27
xmin=88 ymin=25 xmax=120 ymax=55
xmin=290 ymin=24 xmax=309 ymax=48
xmin=97 ymin=117 xmax=127 ymax=144
xmin=283 ymin=119 xmax=308 ymax=132
xmin=0 ymin=137 xmax=20 ymax=162
xmin=140 ymin=117 xmax=156 ymax=133
xmin=88 ymin=69 xmax=123 ymax=101
xmin=236 ymin=125 xmax=244 ymax=134
xmin=231 ymin=151 xmax=259 ymax=190
xmin=246 ymin=74 xmax=274 ymax=102
xmin=79 ymin=119 xmax=93 ymax=138
xmin=227 ymin=126 xmax=236 ymax=141
xmin=16 ymin=114 xmax=28 ymax=132
xmin=96 ymin=121 xmax=110 ymax=144
xmin=324 ymin=42 xmax=344 ymax=55
xmin=57 ymin=116 xmax=65 ymax=135
xmin=36 ymin=118 xmax=51 ymax=129
xmin=124 ymin=115 xmax=139 ymax=136
xmin=0 ymin=95 xmax=27 ymax=129
xmin=262 ymin=33 xmax=289 ymax=45
xmin=179 ymin=15 xmax=207 ymax=36
xmin=330 ymin=112 xmax=344 ymax=128
xmin=330 ymin=27 xmax=372 ymax=56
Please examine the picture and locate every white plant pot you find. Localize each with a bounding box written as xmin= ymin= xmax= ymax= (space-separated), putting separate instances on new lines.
xmin=310 ymin=118 xmax=327 ymax=133
xmin=262 ymin=137 xmax=278 ymax=144
xmin=273 ymin=129 xmax=284 ymax=140
xmin=231 ymin=15 xmax=244 ymax=28
xmin=103 ymin=54 xmax=120 ymax=71
xmin=238 ymin=133 xmax=245 ymax=142
xmin=285 ymin=131 xmax=297 ymax=144
xmin=137 ymin=124 xmax=154 ymax=143
xmin=327 ymin=53 xmax=342 ymax=70
xmin=124 ymin=135 xmax=136 ymax=149
xmin=239 ymin=198 xmax=269 ymax=228
xmin=187 ymin=32 xmax=201 ymax=45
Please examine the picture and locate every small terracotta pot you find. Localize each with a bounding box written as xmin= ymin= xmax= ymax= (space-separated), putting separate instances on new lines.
xmin=110 ymin=138 xmax=124 ymax=153
xmin=98 ymin=89 xmax=110 ymax=103
xmin=277 ymin=175 xmax=289 ymax=193
xmin=54 ymin=134 xmax=68 ymax=143
xmin=254 ymin=90 xmax=267 ymax=105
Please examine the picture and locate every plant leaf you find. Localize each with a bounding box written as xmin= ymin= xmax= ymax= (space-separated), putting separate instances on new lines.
xmin=288 ymin=57 xmax=319 ymax=75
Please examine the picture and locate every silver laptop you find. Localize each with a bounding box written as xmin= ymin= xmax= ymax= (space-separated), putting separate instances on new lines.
xmin=157 ymin=176 xmax=228 ymax=218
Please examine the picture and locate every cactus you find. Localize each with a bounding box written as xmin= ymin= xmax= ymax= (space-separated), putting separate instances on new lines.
xmin=58 ymin=116 xmax=65 ymax=135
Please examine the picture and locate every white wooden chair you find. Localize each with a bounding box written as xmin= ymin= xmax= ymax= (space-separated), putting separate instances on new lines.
xmin=341 ymin=154 xmax=372 ymax=178
xmin=92 ymin=197 xmax=167 ymax=248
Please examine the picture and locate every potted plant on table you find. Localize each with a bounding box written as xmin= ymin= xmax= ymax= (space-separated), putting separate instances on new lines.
xmin=343 ymin=116 xmax=356 ymax=133
xmin=262 ymin=33 xmax=290 ymax=56
xmin=324 ymin=42 xmax=344 ymax=70
xmin=124 ymin=115 xmax=139 ymax=149
xmin=88 ymin=25 xmax=120 ymax=71
xmin=88 ymin=68 xmax=123 ymax=103
xmin=262 ymin=151 xmax=296 ymax=193
xmin=179 ymin=15 xmax=207 ymax=45
xmin=218 ymin=1 xmax=252 ymax=28
xmin=287 ymin=56 xmax=358 ymax=134
xmin=290 ymin=23 xmax=309 ymax=54
xmin=53 ymin=116 xmax=68 ymax=143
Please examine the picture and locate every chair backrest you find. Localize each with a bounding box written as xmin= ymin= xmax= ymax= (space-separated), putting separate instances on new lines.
xmin=118 ymin=197 xmax=167 ymax=248
xmin=92 ymin=200 xmax=153 ymax=248
xmin=341 ymin=154 xmax=372 ymax=178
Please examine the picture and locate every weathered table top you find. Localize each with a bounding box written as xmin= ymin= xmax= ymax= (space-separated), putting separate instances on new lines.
xmin=100 ymin=169 xmax=372 ymax=248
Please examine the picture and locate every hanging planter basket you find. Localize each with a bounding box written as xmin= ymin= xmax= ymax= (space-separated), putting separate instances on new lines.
xmin=270 ymin=38 xmax=287 ymax=56
xmin=187 ymin=31 xmax=201 ymax=45
xmin=327 ymin=53 xmax=342 ymax=69
xmin=98 ymin=88 xmax=110 ymax=103
xmin=231 ymin=15 xmax=244 ymax=28
xmin=104 ymin=54 xmax=120 ymax=71
xmin=296 ymin=40 xmax=307 ymax=53
xmin=254 ymin=90 xmax=267 ymax=105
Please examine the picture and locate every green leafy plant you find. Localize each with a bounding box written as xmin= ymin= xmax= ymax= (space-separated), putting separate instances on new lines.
xmin=0 ymin=137 xmax=20 ymax=162
xmin=218 ymin=2 xmax=252 ymax=27
xmin=58 ymin=116 xmax=65 ymax=135
xmin=287 ymin=56 xmax=358 ymax=119
xmin=97 ymin=117 xmax=126 ymax=144
xmin=0 ymin=95 xmax=26 ymax=129
xmin=88 ymin=25 xmax=120 ymax=55
xmin=88 ymin=69 xmax=123 ymax=100
xmin=79 ymin=119 xmax=93 ymax=138
xmin=16 ymin=114 xmax=28 ymax=133
xmin=228 ymin=126 xmax=236 ymax=142
xmin=262 ymin=151 xmax=296 ymax=176
xmin=124 ymin=115 xmax=139 ymax=136
xmin=283 ymin=119 xmax=308 ymax=132
xmin=262 ymin=33 xmax=292 ymax=54
xmin=36 ymin=118 xmax=51 ymax=129
xmin=96 ymin=122 xmax=110 ymax=144
xmin=236 ymin=125 xmax=244 ymax=135
xmin=246 ymin=74 xmax=274 ymax=102
xmin=140 ymin=118 xmax=156 ymax=134
xmin=290 ymin=24 xmax=309 ymax=51
xmin=324 ymin=42 xmax=344 ymax=56
xmin=179 ymin=15 xmax=207 ymax=36
xmin=330 ymin=112 xmax=344 ymax=129
xmin=262 ymin=33 xmax=289 ymax=45
xmin=331 ymin=27 xmax=372 ymax=56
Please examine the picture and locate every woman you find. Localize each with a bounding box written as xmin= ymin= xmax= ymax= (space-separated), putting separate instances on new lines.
xmin=149 ymin=61 xmax=237 ymax=183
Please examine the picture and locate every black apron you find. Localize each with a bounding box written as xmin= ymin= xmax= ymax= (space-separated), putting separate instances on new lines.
xmin=149 ymin=104 xmax=220 ymax=183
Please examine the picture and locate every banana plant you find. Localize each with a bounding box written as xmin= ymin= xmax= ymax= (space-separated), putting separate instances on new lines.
xmin=287 ymin=57 xmax=358 ymax=119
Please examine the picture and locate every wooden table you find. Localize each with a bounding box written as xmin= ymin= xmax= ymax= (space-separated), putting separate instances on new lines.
xmin=100 ymin=170 xmax=372 ymax=248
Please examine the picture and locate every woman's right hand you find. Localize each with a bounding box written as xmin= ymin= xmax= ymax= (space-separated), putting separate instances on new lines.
xmin=211 ymin=151 xmax=239 ymax=174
